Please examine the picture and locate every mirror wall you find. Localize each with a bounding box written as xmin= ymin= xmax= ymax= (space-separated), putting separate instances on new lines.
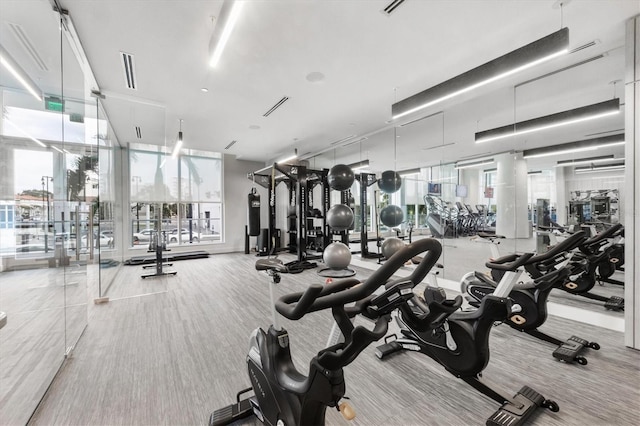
xmin=307 ymin=24 xmax=627 ymax=328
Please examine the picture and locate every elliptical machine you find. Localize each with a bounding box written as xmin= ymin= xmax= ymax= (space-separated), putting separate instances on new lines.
xmin=462 ymin=230 xmax=600 ymax=365
xmin=210 ymin=238 xmax=444 ymax=426
xmin=376 ymin=252 xmax=560 ymax=425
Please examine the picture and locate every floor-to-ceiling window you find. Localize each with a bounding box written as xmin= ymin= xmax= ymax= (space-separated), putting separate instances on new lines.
xmin=129 ymin=143 xmax=223 ymax=248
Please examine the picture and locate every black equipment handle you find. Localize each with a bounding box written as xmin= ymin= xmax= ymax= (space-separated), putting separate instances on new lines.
xmin=485 ymin=252 xmax=534 ymax=271
xmin=581 ymin=223 xmax=623 ymax=248
xmin=488 ymin=231 xmax=586 ymax=273
xmin=317 ymin=315 xmax=389 ymax=370
xmin=276 ymin=238 xmax=442 ymax=320
xmin=531 ymin=267 xmax=571 ymax=292
xmin=525 ymin=230 xmax=586 ymax=265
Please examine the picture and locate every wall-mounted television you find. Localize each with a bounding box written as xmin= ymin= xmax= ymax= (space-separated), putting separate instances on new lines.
xmin=428 ymin=182 xmax=441 ymax=195
xmin=455 ymin=184 xmax=468 ymax=198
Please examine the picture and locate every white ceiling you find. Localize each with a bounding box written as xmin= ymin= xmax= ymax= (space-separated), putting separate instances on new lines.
xmin=1 ymin=0 xmax=638 ymax=171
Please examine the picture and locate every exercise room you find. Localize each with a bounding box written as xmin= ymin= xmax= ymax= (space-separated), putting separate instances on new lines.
xmin=1 ymin=1 xmax=639 ymax=425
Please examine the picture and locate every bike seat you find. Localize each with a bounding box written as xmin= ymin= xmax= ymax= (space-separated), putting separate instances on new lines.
xmin=474 ymin=271 xmax=496 ymax=286
xmin=255 ymin=258 xmax=288 ymax=273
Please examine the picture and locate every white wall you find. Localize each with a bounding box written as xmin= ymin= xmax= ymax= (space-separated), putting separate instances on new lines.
xmin=217 ymin=155 xmax=264 ymax=253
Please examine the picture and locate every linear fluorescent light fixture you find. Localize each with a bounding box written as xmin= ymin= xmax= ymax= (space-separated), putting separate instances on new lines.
xmin=523 ymin=133 xmax=625 ymax=159
xmin=347 ymin=159 xmax=370 ymax=171
xmin=4 ymin=118 xmax=47 ymax=147
xmin=455 ymin=159 xmax=495 ymax=170
xmin=392 ymin=28 xmax=569 ymax=120
xmin=209 ymin=0 xmax=244 ymax=67
xmin=399 ymin=168 xmax=421 ymax=177
xmin=575 ymin=162 xmax=625 ymax=174
xmin=0 ymin=44 xmax=43 ymax=101
xmin=276 ymin=149 xmax=298 ymax=164
xmin=555 ymin=154 xmax=615 ymax=167
xmin=476 ymin=98 xmax=620 ymax=143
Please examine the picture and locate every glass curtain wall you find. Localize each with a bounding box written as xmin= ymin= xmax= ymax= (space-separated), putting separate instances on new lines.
xmin=96 ymin=100 xmax=121 ymax=299
xmin=0 ymin=3 xmax=94 ymax=424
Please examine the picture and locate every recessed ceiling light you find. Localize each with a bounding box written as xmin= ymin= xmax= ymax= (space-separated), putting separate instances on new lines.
xmin=306 ymin=71 xmax=325 ymax=83
xmin=201 ymin=87 xmax=209 ymax=92
xmin=249 ymin=124 xmax=260 ymax=130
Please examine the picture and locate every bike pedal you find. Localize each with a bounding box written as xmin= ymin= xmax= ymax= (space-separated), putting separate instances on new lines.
xmin=375 ymin=341 xmax=402 ymax=359
xmin=604 ymin=296 xmax=624 ymax=311
xmin=486 ymin=386 xmax=545 ymax=426
xmin=209 ymin=398 xmax=253 ymax=426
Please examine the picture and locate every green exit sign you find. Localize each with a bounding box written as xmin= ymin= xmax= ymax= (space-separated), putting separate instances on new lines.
xmin=44 ymin=96 xmax=64 ymax=112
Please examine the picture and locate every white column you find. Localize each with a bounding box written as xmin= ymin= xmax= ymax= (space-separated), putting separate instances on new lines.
xmin=496 ymin=152 xmax=529 ymax=238
xmin=460 ymin=168 xmax=480 ymax=207
xmin=624 ymin=16 xmax=639 ymax=349
xmin=554 ymin=167 xmax=567 ymax=226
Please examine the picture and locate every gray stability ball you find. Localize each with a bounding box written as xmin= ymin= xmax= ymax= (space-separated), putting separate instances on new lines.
xmin=326 ymin=204 xmax=354 ymax=231
xmin=323 ymin=242 xmax=352 ymax=269
xmin=380 ymin=204 xmax=403 ymax=227
xmin=328 ymin=164 xmax=355 ymax=191
xmin=378 ymin=170 xmax=402 ymax=194
xmin=381 ymin=237 xmax=405 ymax=260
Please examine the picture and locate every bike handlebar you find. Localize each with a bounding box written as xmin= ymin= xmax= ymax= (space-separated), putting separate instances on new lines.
xmin=526 ymin=230 xmax=586 ymax=264
xmin=485 ymin=252 xmax=534 ymax=271
xmin=275 ymin=238 xmax=442 ymax=320
xmin=581 ymin=223 xmax=623 ymax=249
xmin=487 ymin=231 xmax=587 ymax=273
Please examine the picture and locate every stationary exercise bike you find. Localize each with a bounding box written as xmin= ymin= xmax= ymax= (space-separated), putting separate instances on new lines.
xmin=576 ymin=223 xmax=624 ymax=284
xmin=537 ymin=224 xmax=624 ymax=311
xmin=376 ymin=252 xmax=560 ymax=425
xmin=462 ymin=230 xmax=600 ymax=365
xmin=210 ymin=238 xmax=444 ymax=426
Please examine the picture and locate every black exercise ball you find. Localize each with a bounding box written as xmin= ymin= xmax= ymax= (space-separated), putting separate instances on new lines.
xmin=380 ymin=204 xmax=403 ymax=227
xmin=378 ymin=170 xmax=402 ymax=194
xmin=328 ymin=164 xmax=355 ymax=191
xmin=381 ymin=237 xmax=405 ymax=260
xmin=326 ymin=204 xmax=354 ymax=231
xmin=323 ymin=242 xmax=352 ymax=269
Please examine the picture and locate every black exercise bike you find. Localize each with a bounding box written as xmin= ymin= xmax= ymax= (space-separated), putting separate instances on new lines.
xmin=462 ymin=230 xmax=600 ymax=365
xmin=211 ymin=238 xmax=444 ymax=426
xmin=533 ymin=223 xmax=624 ymax=311
xmin=376 ymin=252 xmax=561 ymax=426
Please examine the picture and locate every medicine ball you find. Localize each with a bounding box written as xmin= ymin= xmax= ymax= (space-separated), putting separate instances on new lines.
xmin=381 ymin=237 xmax=405 ymax=260
xmin=326 ymin=204 xmax=354 ymax=232
xmin=378 ymin=170 xmax=402 ymax=194
xmin=328 ymin=164 xmax=355 ymax=191
xmin=380 ymin=204 xmax=403 ymax=227
xmin=323 ymin=242 xmax=352 ymax=270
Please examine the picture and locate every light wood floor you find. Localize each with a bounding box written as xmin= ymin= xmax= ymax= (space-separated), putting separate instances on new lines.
xmin=0 ymin=265 xmax=89 ymax=426
xmin=26 ymin=252 xmax=639 ymax=426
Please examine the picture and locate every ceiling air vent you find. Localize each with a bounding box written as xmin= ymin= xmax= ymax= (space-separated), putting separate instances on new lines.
xmin=569 ymin=40 xmax=600 ymax=54
xmin=263 ymin=96 xmax=289 ymax=117
xmin=330 ymin=134 xmax=356 ymax=146
xmin=120 ymin=52 xmax=137 ymax=90
xmin=135 ymin=126 xmax=142 ymax=139
xmin=224 ymin=140 xmax=237 ymax=150
xmin=7 ymin=22 xmax=48 ymax=71
xmin=381 ymin=0 xmax=405 ymax=15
